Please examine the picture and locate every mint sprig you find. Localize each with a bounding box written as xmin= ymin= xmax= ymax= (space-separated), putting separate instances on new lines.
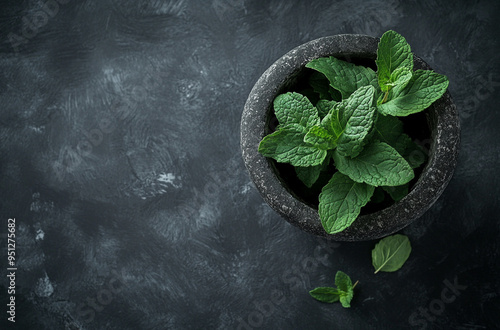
xmin=258 ymin=124 xmax=327 ymax=167
xmin=378 ymin=70 xmax=449 ymax=116
xmin=309 ymin=271 xmax=358 ymax=308
xmin=258 ymin=30 xmax=449 ymax=234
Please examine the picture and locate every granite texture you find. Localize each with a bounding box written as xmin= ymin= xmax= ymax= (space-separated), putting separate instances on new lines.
xmin=241 ymin=34 xmax=460 ymax=241
xmin=0 ymin=0 xmax=499 ymax=329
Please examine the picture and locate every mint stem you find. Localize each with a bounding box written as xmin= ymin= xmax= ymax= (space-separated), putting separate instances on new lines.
xmin=353 ymin=280 xmax=359 ymax=289
xmin=381 ymin=91 xmax=389 ymax=104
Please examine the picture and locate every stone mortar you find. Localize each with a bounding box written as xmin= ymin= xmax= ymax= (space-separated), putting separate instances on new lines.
xmin=240 ymin=34 xmax=460 ymax=241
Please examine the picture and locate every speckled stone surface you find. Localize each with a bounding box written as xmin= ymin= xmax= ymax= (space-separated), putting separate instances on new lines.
xmin=241 ymin=34 xmax=460 ymax=241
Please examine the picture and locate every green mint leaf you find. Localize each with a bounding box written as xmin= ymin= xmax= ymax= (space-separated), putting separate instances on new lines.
xmin=340 ymin=293 xmax=353 ymax=308
xmin=333 ymin=140 xmax=414 ymax=187
xmin=295 ymin=165 xmax=322 ymax=188
xmin=376 ymin=30 xmax=413 ymax=92
xmin=318 ymin=172 xmax=375 ymax=234
xmin=309 ymin=72 xmax=331 ymax=99
xmin=378 ymin=70 xmax=449 ymax=116
xmin=377 ymin=68 xmax=413 ymax=105
xmin=321 ymin=111 xmax=343 ymax=140
xmin=373 ymin=114 xmax=424 ymax=170
xmin=394 ymin=133 xmax=414 ymax=155
xmin=372 ymin=234 xmax=412 ymax=273
xmin=329 ymin=89 xmax=342 ymax=102
xmin=373 ymin=114 xmax=404 ymax=147
xmin=392 ymin=134 xmax=427 ymax=169
xmin=395 ymin=134 xmax=427 ymax=169
xmin=389 ymin=67 xmax=412 ymax=90
xmin=335 ymin=85 xmax=377 ymax=158
xmin=258 ymin=124 xmax=327 ymax=167
xmin=306 ymin=56 xmax=378 ymax=99
xmin=295 ymin=154 xmax=331 ymax=188
xmin=316 ymin=99 xmax=337 ymax=119
xmin=337 ymin=86 xmax=376 ymax=127
xmin=309 ymin=287 xmax=340 ymax=303
xmin=335 ymin=271 xmax=352 ymax=292
xmin=382 ymin=184 xmax=409 ymax=202
xmin=304 ymin=125 xmax=337 ymax=150
xmin=335 ymin=271 xmax=354 ymax=308
xmin=274 ymin=92 xmax=320 ymax=128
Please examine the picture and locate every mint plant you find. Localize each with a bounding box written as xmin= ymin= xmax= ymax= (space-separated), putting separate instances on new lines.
xmin=258 ymin=30 xmax=449 ymax=234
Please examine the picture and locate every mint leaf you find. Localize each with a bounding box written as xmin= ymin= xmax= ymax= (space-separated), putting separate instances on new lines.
xmin=318 ymin=172 xmax=374 ymax=234
xmin=398 ymin=134 xmax=427 ymax=169
xmin=295 ymin=154 xmax=331 ymax=188
xmin=337 ymin=85 xmax=375 ymax=127
xmin=295 ymin=165 xmax=321 ymax=188
xmin=377 ymin=68 xmax=413 ymax=106
xmin=378 ymin=70 xmax=449 ymax=116
xmin=309 ymin=72 xmax=342 ymax=101
xmin=373 ymin=114 xmax=424 ymax=172
xmin=316 ymin=99 xmax=337 ymax=119
xmin=389 ymin=67 xmax=412 ymax=90
xmin=309 ymin=72 xmax=331 ymax=99
xmin=309 ymin=287 xmax=340 ymax=303
xmin=335 ymin=85 xmax=376 ymax=158
xmin=258 ymin=124 xmax=327 ymax=167
xmin=376 ymin=30 xmax=413 ymax=92
xmin=335 ymin=270 xmax=352 ymax=292
xmin=372 ymin=234 xmax=412 ymax=273
xmin=382 ymin=184 xmax=409 ymax=202
xmin=304 ymin=125 xmax=336 ymax=150
xmin=306 ymin=56 xmax=378 ymax=99
xmin=321 ymin=111 xmax=343 ymax=139
xmin=333 ymin=140 xmax=414 ymax=187
xmin=335 ymin=271 xmax=354 ymax=308
xmin=294 ymin=165 xmax=322 ymax=188
xmin=373 ymin=114 xmax=404 ymax=147
xmin=274 ymin=92 xmax=320 ymax=128
xmin=340 ymin=292 xmax=353 ymax=308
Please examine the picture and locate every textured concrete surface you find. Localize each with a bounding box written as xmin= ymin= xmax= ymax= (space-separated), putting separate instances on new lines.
xmin=0 ymin=0 xmax=499 ymax=329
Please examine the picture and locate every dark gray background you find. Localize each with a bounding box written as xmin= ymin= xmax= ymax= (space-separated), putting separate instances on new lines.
xmin=1 ymin=0 xmax=499 ymax=329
